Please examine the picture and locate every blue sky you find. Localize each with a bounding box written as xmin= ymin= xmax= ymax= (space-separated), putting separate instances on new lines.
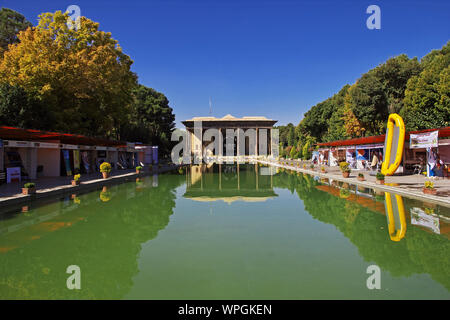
xmin=3 ymin=0 xmax=449 ymax=127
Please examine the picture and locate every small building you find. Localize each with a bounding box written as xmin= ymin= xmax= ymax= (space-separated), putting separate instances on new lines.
xmin=317 ymin=126 xmax=450 ymax=176
xmin=0 ymin=126 xmax=157 ymax=184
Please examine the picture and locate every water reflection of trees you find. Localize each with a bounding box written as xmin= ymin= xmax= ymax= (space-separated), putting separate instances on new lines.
xmin=0 ymin=173 xmax=185 ymax=299
xmin=273 ymin=170 xmax=450 ymax=290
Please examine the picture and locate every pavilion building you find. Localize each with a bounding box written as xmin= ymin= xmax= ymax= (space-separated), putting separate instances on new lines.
xmin=182 ymin=114 xmax=278 ymax=160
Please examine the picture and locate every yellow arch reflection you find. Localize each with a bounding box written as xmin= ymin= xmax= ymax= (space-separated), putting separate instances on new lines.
xmin=384 ymin=191 xmax=406 ymax=241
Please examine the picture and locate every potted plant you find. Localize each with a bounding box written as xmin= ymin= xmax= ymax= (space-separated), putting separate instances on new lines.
xmin=339 ymin=162 xmax=351 ymax=178
xmin=357 ymin=173 xmax=365 ymax=181
xmin=303 ymin=164 xmax=307 ymax=169
xmin=321 ymin=166 xmax=327 ymax=173
xmin=376 ymin=172 xmax=385 ymax=185
xmin=22 ymin=182 xmax=36 ymax=195
xmin=100 ymin=162 xmax=112 ymax=179
xmin=310 ymin=164 xmax=314 ymax=170
xmin=136 ymin=166 xmax=143 ymax=174
xmin=424 ymin=207 xmax=435 ymax=215
xmin=72 ymin=174 xmax=81 ymax=186
xmin=423 ymin=181 xmax=437 ymax=195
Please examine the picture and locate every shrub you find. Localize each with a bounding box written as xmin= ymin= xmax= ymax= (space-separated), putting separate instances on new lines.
xmin=100 ymin=162 xmax=112 ymax=173
xmin=339 ymin=162 xmax=351 ymax=173
xmin=424 ymin=181 xmax=434 ymax=189
xmin=73 ymin=174 xmax=81 ymax=181
xmin=376 ymin=172 xmax=385 ymax=180
xmin=23 ymin=182 xmax=35 ymax=188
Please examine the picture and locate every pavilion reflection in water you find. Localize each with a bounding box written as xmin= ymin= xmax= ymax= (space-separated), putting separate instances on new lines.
xmin=184 ymin=163 xmax=278 ymax=203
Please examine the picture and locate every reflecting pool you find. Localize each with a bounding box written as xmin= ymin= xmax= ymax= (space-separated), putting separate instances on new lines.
xmin=0 ymin=164 xmax=449 ymax=299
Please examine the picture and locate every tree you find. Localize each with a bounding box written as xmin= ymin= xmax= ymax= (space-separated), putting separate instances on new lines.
xmin=287 ymin=124 xmax=296 ymax=146
xmin=342 ymin=84 xmax=366 ymax=138
xmin=0 ymin=82 xmax=51 ymax=129
xmin=0 ymin=8 xmax=32 ymax=56
xmin=0 ymin=11 xmax=137 ymax=137
xmin=289 ymin=145 xmax=297 ymax=159
xmin=302 ymin=141 xmax=310 ymax=160
xmin=401 ymin=42 xmax=450 ymax=130
xmin=120 ymin=85 xmax=176 ymax=157
xmin=342 ymin=55 xmax=421 ymax=136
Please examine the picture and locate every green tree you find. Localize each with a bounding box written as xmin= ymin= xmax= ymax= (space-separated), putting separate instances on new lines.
xmin=401 ymin=42 xmax=450 ymax=130
xmin=0 ymin=8 xmax=32 ymax=56
xmin=289 ymin=145 xmax=297 ymax=159
xmin=120 ymin=84 xmax=176 ymax=157
xmin=287 ymin=124 xmax=296 ymax=146
xmin=0 ymin=82 xmax=51 ymax=129
xmin=0 ymin=11 xmax=137 ymax=138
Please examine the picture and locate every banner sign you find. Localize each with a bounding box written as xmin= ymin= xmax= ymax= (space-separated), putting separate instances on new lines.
xmin=73 ymin=150 xmax=80 ymax=172
xmin=81 ymin=151 xmax=90 ymax=173
xmin=356 ymin=149 xmax=369 ymax=161
xmin=410 ymin=131 xmax=438 ymax=149
xmin=34 ymin=142 xmax=59 ymax=149
xmin=354 ymin=143 xmax=384 ymax=150
xmin=6 ymin=167 xmax=21 ymax=183
xmin=62 ymin=149 xmax=72 ymax=176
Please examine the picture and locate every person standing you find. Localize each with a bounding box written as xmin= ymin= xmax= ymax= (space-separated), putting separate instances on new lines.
xmin=427 ymin=148 xmax=438 ymax=179
xmin=371 ymin=151 xmax=379 ymax=171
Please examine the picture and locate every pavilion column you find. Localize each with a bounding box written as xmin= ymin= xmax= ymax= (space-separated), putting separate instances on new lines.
xmin=26 ymin=147 xmax=37 ymax=180
xmin=255 ymin=128 xmax=258 ymax=156
xmin=218 ymin=128 xmax=223 ymax=159
xmin=194 ymin=121 xmax=203 ymax=163
xmin=269 ymin=128 xmax=272 ymax=157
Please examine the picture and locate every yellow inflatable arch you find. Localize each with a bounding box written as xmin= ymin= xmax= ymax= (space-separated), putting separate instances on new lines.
xmin=381 ymin=114 xmax=405 ymax=176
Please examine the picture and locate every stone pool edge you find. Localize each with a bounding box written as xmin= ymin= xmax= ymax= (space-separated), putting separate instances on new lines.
xmin=0 ymin=165 xmax=183 ymax=210
xmin=257 ymin=160 xmax=450 ymax=211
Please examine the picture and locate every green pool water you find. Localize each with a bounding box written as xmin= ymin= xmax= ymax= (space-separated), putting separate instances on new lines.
xmin=0 ymin=164 xmax=449 ymax=299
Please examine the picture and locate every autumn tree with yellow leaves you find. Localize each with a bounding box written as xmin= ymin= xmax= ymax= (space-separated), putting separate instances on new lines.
xmin=0 ymin=11 xmax=137 ymax=138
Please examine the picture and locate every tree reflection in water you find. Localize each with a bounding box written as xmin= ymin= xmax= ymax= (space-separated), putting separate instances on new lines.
xmin=0 ymin=164 xmax=448 ymax=299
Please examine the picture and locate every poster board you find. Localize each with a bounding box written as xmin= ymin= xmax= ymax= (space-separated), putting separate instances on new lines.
xmin=410 ymin=131 xmax=439 ymax=149
xmin=62 ymin=150 xmax=72 ymax=176
xmin=6 ymin=167 xmax=21 ymax=183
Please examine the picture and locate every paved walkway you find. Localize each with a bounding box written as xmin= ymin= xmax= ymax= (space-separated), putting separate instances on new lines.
xmin=260 ymin=159 xmax=450 ymax=208
xmin=0 ymin=169 xmax=136 ymax=199
xmin=0 ymin=165 xmax=181 ymax=208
